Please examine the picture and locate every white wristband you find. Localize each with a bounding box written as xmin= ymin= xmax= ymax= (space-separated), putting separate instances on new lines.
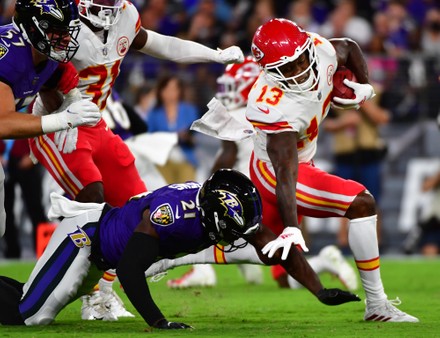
xmin=41 ymin=114 xmax=67 ymax=133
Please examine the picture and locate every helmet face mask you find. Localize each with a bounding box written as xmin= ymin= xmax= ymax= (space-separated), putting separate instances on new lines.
xmin=198 ymin=169 xmax=262 ymax=250
xmin=252 ymin=18 xmax=320 ymax=93
xmin=78 ymin=0 xmax=123 ymax=30
xmin=216 ymin=56 xmax=261 ymax=110
xmin=14 ymin=0 xmax=81 ymax=63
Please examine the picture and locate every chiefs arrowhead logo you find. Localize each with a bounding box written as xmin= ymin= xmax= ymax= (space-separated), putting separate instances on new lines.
xmin=251 ymin=43 xmax=264 ymax=61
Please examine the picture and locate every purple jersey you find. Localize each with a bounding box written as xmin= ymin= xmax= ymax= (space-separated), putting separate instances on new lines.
xmin=0 ymin=24 xmax=58 ymax=110
xmin=99 ymin=182 xmax=213 ymax=266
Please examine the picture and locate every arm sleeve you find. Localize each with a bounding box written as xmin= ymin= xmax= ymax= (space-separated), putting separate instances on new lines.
xmin=116 ymin=232 xmax=164 ymax=326
xmin=122 ymin=102 xmax=148 ymax=134
xmin=139 ymin=29 xmax=221 ymax=63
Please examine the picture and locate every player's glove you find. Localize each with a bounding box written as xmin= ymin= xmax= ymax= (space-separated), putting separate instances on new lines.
xmin=317 ymin=288 xmax=361 ymax=306
xmin=54 ymin=127 xmax=78 ymax=154
xmin=332 ymin=80 xmax=375 ymax=110
xmin=217 ymin=46 xmax=245 ymax=64
xmin=153 ymin=318 xmax=193 ymax=330
xmin=42 ymin=99 xmax=100 ymax=133
xmin=261 ymin=226 xmax=309 ymax=260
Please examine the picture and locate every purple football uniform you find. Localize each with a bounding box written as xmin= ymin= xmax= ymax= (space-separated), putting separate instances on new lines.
xmin=0 ymin=24 xmax=58 ymax=110
xmin=100 ymin=182 xmax=213 ymax=266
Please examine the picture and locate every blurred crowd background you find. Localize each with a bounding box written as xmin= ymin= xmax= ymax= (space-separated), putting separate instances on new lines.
xmin=0 ymin=0 xmax=439 ymax=258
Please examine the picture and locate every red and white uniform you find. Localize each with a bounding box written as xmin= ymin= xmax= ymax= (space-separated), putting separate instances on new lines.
xmin=30 ymin=2 xmax=146 ymax=207
xmin=247 ymin=33 xmax=365 ymax=234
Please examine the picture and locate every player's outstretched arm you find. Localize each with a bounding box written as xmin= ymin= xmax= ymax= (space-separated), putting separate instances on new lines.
xmin=248 ymin=225 xmax=360 ymax=306
xmin=132 ymin=28 xmax=244 ymax=64
xmin=117 ymin=213 xmax=192 ymax=330
xmin=0 ymin=81 xmax=47 ymax=139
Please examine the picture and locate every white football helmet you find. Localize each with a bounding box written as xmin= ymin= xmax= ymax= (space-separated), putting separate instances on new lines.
xmin=77 ymin=0 xmax=123 ymax=30
xmin=251 ymin=18 xmax=320 ymax=93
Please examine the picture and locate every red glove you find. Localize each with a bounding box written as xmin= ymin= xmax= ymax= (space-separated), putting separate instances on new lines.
xmin=56 ymin=62 xmax=79 ymax=94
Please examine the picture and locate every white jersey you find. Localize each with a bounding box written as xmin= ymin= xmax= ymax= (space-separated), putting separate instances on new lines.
xmin=246 ymin=33 xmax=337 ymax=164
xmin=228 ymin=107 xmax=254 ymax=177
xmin=73 ymin=1 xmax=141 ymax=111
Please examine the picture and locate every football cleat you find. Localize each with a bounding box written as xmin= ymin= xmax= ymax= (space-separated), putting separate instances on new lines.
xmin=80 ymin=292 xmax=117 ymax=321
xmin=81 ymin=290 xmax=134 ymax=321
xmin=237 ymin=264 xmax=264 ymax=285
xmin=100 ymin=289 xmax=135 ymax=318
xmin=319 ymin=245 xmax=358 ymax=291
xmin=167 ymin=265 xmax=217 ymax=288
xmin=364 ymin=298 xmax=419 ymax=322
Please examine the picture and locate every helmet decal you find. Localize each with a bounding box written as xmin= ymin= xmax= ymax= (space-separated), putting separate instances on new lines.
xmin=217 ymin=190 xmax=244 ymax=227
xmin=251 ymin=43 xmax=264 ymax=61
xmin=31 ymin=0 xmax=64 ymax=20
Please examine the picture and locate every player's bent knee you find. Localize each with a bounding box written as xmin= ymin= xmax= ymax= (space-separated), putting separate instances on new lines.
xmin=345 ymin=190 xmax=376 ymax=219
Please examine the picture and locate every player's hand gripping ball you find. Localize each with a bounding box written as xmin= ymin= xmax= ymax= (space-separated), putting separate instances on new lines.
xmin=331 ymin=66 xmax=357 ymax=100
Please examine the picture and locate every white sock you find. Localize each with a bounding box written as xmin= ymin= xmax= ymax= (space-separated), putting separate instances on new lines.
xmin=98 ymin=269 xmax=117 ymax=293
xmin=348 ymin=215 xmax=387 ymax=303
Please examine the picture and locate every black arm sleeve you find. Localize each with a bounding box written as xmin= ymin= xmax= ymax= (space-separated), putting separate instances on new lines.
xmin=122 ymin=102 xmax=148 ymax=135
xmin=116 ymin=232 xmax=164 ymax=326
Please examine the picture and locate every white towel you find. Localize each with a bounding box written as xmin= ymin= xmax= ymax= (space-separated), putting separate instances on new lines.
xmin=125 ymin=132 xmax=178 ymax=166
xmin=48 ymin=192 xmax=105 ymax=221
xmin=191 ymin=98 xmax=255 ymax=141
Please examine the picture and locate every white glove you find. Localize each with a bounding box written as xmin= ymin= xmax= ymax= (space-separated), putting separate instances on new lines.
xmin=261 ymin=227 xmax=309 ymax=260
xmin=54 ymin=127 xmax=78 ymax=154
xmin=41 ymin=99 xmax=101 ymax=133
xmin=32 ymin=95 xmax=48 ymax=116
xmin=217 ymin=46 xmax=244 ymax=64
xmin=332 ymin=79 xmax=375 ymax=109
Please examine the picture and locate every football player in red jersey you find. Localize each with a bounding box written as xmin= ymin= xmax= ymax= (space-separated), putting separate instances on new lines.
xmin=29 ymin=0 xmax=245 ymax=321
xmin=167 ymin=57 xmax=358 ymax=291
xmin=245 ymin=18 xmax=417 ymax=322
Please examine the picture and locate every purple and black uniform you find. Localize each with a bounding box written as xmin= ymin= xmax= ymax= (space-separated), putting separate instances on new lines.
xmin=100 ymin=182 xmax=213 ymax=266
xmin=0 ymin=24 xmax=58 ymax=110
xmin=15 ymin=182 xmax=214 ymax=325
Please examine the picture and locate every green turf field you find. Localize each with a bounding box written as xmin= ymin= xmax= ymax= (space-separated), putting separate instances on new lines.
xmin=0 ymin=257 xmax=439 ymax=337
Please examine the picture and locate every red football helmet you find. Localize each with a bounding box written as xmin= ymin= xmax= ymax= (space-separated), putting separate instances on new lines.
xmin=251 ymin=18 xmax=320 ymax=93
xmin=77 ymin=0 xmax=123 ymax=30
xmin=216 ymin=56 xmax=261 ymax=110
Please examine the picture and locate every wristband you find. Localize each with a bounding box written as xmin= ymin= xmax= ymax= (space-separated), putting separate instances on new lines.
xmin=41 ymin=114 xmax=67 ymax=133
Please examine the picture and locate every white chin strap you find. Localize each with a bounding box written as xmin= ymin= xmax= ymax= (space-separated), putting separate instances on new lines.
xmin=89 ymin=11 xmax=112 ymax=30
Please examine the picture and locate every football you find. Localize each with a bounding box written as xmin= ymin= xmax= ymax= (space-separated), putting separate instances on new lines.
xmin=332 ymin=66 xmax=357 ymax=100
